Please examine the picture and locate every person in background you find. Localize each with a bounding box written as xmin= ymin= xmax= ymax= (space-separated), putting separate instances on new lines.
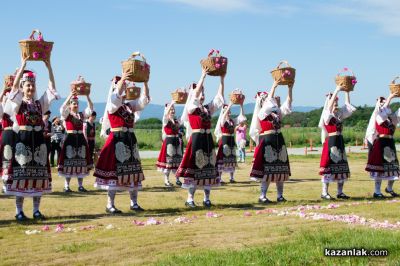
xmin=43 ymin=110 xmax=52 ymax=158
xmin=50 ymin=116 xmax=65 ymax=167
xmin=235 ymin=121 xmax=247 ymax=163
xmin=84 ymin=110 xmax=96 ymax=167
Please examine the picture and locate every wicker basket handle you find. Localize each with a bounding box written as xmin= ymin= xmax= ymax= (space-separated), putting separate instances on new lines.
xmin=391 ymin=76 xmax=400 ymax=85
xmin=337 ymin=68 xmax=355 ymax=77
xmin=275 ymin=61 xmax=291 ymax=69
xmin=29 ymin=29 xmax=43 ymax=41
xmin=130 ymin=51 xmax=147 ymax=62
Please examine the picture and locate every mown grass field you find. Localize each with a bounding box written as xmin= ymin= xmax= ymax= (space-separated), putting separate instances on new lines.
xmin=0 ymin=154 xmax=399 ymax=265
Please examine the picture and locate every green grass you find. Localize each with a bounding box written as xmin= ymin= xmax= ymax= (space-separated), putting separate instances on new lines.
xmin=0 ymin=155 xmax=399 ymax=265
xmin=158 ymin=228 xmax=399 ymax=265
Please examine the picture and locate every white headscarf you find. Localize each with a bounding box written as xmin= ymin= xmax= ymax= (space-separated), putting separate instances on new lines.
xmin=365 ymin=98 xmax=383 ymax=145
xmin=180 ymin=84 xmax=196 ymax=140
xmin=214 ymin=104 xmax=228 ymax=142
xmin=249 ymin=92 xmax=267 ymax=145
xmin=100 ymin=81 xmax=116 ymax=138
xmin=162 ymin=102 xmax=175 ymax=141
xmin=318 ymin=94 xmax=331 ymax=144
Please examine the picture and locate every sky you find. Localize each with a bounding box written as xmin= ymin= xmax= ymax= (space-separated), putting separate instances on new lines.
xmin=0 ymin=0 xmax=399 ymax=108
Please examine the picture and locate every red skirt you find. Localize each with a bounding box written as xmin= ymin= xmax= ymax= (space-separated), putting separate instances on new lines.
xmin=250 ymin=133 xmax=290 ymax=182
xmin=58 ymin=133 xmax=91 ymax=178
xmin=216 ymin=135 xmax=237 ymax=173
xmin=156 ymin=136 xmax=182 ymax=171
xmin=94 ymin=131 xmax=144 ymax=191
xmin=176 ymin=132 xmax=219 ymax=188
xmin=366 ymin=137 xmax=399 ymax=179
xmin=319 ymin=135 xmax=350 ymax=181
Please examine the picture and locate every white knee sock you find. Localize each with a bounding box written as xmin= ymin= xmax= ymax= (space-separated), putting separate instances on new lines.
xmin=387 ymin=180 xmax=395 ymax=191
xmin=107 ymin=191 xmax=116 ymax=208
xmin=16 ymin=196 xmax=24 ymax=214
xmin=129 ymin=190 xmax=138 ymax=206
xmin=33 ymin=196 xmax=41 ymax=213
xmin=260 ymin=181 xmax=270 ymax=198
xmin=322 ymin=182 xmax=329 ymax=196
xmin=65 ymin=178 xmax=71 ymax=189
xmin=337 ymin=181 xmax=344 ymax=195
xmin=164 ymin=171 xmax=170 ymax=184
xmin=276 ymin=181 xmax=284 ymax=198
xmin=187 ymin=187 xmax=196 ymax=202
xmin=375 ymin=180 xmax=382 ymax=194
xmin=204 ymin=188 xmax=211 ymax=201
xmin=78 ymin=178 xmax=83 ymax=188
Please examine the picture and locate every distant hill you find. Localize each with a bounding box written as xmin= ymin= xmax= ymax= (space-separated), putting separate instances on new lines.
xmin=49 ymin=99 xmax=318 ymax=120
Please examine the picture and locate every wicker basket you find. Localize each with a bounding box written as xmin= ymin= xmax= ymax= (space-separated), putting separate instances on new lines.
xmin=19 ymin=30 xmax=53 ymax=61
xmin=389 ymin=76 xmax=400 ymax=96
xmin=70 ymin=76 xmax=91 ymax=95
xmin=171 ymin=90 xmax=188 ymax=104
xmin=126 ymin=86 xmax=141 ymax=100
xmin=122 ymin=52 xmax=150 ymax=82
xmin=230 ymin=91 xmax=245 ymax=105
xmin=270 ymin=61 xmax=296 ymax=85
xmin=4 ymin=75 xmax=15 ymax=89
xmin=335 ymin=68 xmax=357 ymax=92
xmin=200 ymin=49 xmax=228 ymax=76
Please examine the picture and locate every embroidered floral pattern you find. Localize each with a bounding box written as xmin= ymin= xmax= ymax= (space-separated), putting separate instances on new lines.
xmin=77 ymin=146 xmax=86 ymax=159
xmin=264 ymin=145 xmax=278 ymax=163
xmin=167 ymin=144 xmax=176 ymax=156
xmin=278 ymin=145 xmax=288 ymax=162
xmin=195 ymin=150 xmax=216 ymax=169
xmin=115 ymin=142 xmax=131 ymax=163
xmin=384 ymin=146 xmax=396 ymax=163
xmin=223 ymin=144 xmax=234 ymax=156
xmin=330 ymin=146 xmax=345 ymax=163
xmin=66 ymin=145 xmax=76 ymax=159
xmin=3 ymin=145 xmax=12 ymax=160
xmin=15 ymin=143 xmax=32 ymax=166
xmin=34 ymin=144 xmax=47 ymax=166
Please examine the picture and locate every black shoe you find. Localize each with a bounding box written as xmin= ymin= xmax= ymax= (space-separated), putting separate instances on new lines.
xmin=106 ymin=206 xmax=122 ymax=214
xmin=258 ymin=197 xmax=271 ymax=204
xmin=175 ymin=180 xmax=182 ymax=186
xmin=33 ymin=210 xmax=45 ymax=220
xmin=130 ymin=204 xmax=145 ymax=212
xmin=336 ymin=193 xmax=350 ymax=199
xmin=15 ymin=211 xmax=28 ymax=222
xmin=373 ymin=193 xmax=385 ymax=199
xmin=277 ymin=196 xmax=287 ymax=202
xmin=64 ymin=187 xmax=73 ymax=193
xmin=321 ymin=194 xmax=334 ymax=200
xmin=220 ymin=180 xmax=226 ymax=185
xmin=203 ymin=200 xmax=212 ymax=208
xmin=385 ymin=188 xmax=399 ymax=197
xmin=78 ymin=186 xmax=88 ymax=192
xmin=229 ymin=179 xmax=236 ymax=183
xmin=185 ymin=201 xmax=196 ymax=208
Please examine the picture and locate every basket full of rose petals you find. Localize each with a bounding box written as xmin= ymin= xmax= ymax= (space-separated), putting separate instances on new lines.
xmin=200 ymin=49 xmax=228 ymax=76
xmin=19 ymin=29 xmax=53 ymax=61
xmin=389 ymin=76 xmax=400 ymax=96
xmin=171 ymin=88 xmax=188 ymax=104
xmin=70 ymin=76 xmax=91 ymax=96
xmin=122 ymin=52 xmax=150 ymax=82
xmin=230 ymin=89 xmax=245 ymax=105
xmin=270 ymin=61 xmax=296 ymax=86
xmin=335 ymin=68 xmax=357 ymax=92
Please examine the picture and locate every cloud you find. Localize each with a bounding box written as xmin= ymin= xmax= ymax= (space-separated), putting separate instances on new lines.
xmin=161 ymin=0 xmax=264 ymax=12
xmin=316 ymin=0 xmax=400 ymax=36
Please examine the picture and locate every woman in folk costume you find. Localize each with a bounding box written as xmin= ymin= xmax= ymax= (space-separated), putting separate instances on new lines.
xmin=319 ymin=86 xmax=356 ymax=200
xmin=365 ymin=94 xmax=399 ymax=198
xmin=0 ymin=80 xmax=17 ymax=181
xmin=58 ymin=90 xmax=93 ymax=193
xmin=83 ymin=110 xmax=97 ymax=165
xmin=94 ymin=74 xmax=150 ymax=214
xmin=3 ymin=58 xmax=59 ymax=221
xmin=249 ymin=81 xmax=293 ymax=203
xmin=214 ymin=101 xmax=246 ymax=183
xmin=176 ymin=69 xmax=225 ymax=208
xmin=156 ymin=101 xmax=183 ymax=187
